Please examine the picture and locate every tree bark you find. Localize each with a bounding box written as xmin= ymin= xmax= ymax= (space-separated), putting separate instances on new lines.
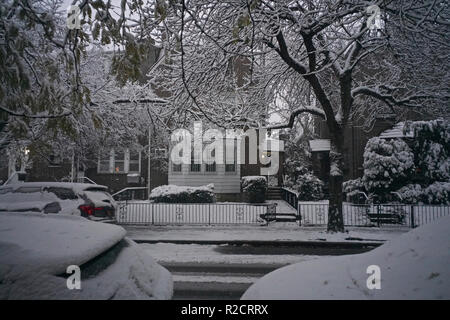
xmin=328 ymin=174 xmax=344 ymax=232
xmin=327 ymin=134 xmax=345 ymax=232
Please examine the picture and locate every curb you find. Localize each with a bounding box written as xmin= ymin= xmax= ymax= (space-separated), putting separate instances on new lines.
xmin=132 ymin=238 xmax=384 ymax=249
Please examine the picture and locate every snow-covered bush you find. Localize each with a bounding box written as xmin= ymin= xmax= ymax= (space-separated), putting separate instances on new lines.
xmin=343 ymin=178 xmax=366 ymax=203
xmin=362 ymin=137 xmax=415 ymax=201
xmin=149 ymin=184 xmax=216 ymax=203
xmin=410 ymin=119 xmax=450 ymax=182
xmin=285 ymin=172 xmax=324 ymax=201
xmin=357 ymin=120 xmax=450 ymax=204
xmin=241 ymin=176 xmax=267 ymax=203
xmin=397 ymin=182 xmax=450 ymax=205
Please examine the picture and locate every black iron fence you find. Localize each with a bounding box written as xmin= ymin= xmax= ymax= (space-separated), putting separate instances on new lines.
xmin=298 ymin=202 xmax=450 ymax=228
xmin=281 ymin=188 xmax=299 ymax=210
xmin=116 ymin=201 xmax=276 ymax=225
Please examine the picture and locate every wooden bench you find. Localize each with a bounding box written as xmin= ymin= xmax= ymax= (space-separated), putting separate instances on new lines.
xmin=260 ymin=213 xmax=301 ymax=223
xmin=367 ymin=212 xmax=404 ymax=224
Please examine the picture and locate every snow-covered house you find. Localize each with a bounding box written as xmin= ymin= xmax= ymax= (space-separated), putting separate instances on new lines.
xmin=168 ymin=134 xmax=285 ymax=201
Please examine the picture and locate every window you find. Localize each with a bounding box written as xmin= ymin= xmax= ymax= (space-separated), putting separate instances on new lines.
xmin=128 ymin=150 xmax=140 ymax=173
xmin=225 ymin=140 xmax=236 ymax=172
xmin=204 ymin=147 xmax=216 ymax=172
xmin=225 ymin=164 xmax=235 ymax=172
xmin=98 ymin=152 xmax=111 ymax=173
xmin=190 ymin=162 xmax=201 ymax=172
xmin=114 ymin=151 xmax=125 ymax=173
xmin=48 ymin=154 xmax=62 ymax=166
xmin=190 ymin=150 xmax=201 ymax=172
xmin=15 ymin=186 xmax=42 ymax=193
xmin=98 ymin=149 xmax=141 ymax=174
xmin=205 ymin=162 xmax=216 ymax=172
xmin=45 ymin=187 xmax=78 ymax=200
xmin=172 ymin=163 xmax=182 ymax=172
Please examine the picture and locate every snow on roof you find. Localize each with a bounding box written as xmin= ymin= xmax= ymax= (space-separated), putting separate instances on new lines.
xmin=242 ymin=214 xmax=450 ymax=300
xmin=309 ymin=139 xmax=331 ymax=152
xmin=379 ymin=122 xmax=414 ymax=139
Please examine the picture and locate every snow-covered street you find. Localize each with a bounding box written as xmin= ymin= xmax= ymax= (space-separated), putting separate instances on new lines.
xmin=140 ymin=242 xmax=364 ymax=299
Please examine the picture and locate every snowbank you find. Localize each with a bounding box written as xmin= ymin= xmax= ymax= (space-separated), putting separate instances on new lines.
xmin=242 ymin=215 xmax=450 ymax=299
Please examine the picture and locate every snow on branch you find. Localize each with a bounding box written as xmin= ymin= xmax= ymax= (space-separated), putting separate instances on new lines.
xmin=266 ymin=107 xmax=326 ymax=130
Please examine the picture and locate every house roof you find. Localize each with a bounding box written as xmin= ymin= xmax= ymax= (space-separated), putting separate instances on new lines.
xmin=379 ymin=122 xmax=414 ymax=139
xmin=309 ymin=139 xmax=331 ymax=152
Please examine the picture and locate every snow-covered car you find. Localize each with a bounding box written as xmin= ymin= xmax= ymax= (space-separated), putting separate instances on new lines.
xmin=0 ymin=211 xmax=173 ymax=299
xmin=242 ymin=215 xmax=450 ymax=300
xmin=0 ymin=182 xmax=117 ymax=222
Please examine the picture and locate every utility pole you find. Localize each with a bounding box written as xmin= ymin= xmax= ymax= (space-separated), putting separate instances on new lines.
xmin=147 ymin=125 xmax=151 ymax=199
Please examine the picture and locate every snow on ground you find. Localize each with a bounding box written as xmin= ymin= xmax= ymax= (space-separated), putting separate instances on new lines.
xmin=126 ymin=224 xmax=406 ymax=243
xmin=242 ymin=215 xmax=450 ymax=299
xmin=140 ymin=242 xmax=321 ymax=265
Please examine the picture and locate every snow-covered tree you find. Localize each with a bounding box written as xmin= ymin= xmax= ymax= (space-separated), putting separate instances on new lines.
xmin=147 ymin=0 xmax=449 ymax=231
xmin=409 ymin=120 xmax=450 ymax=183
xmin=362 ymin=137 xmax=415 ymax=198
xmin=348 ymin=119 xmax=449 ymax=204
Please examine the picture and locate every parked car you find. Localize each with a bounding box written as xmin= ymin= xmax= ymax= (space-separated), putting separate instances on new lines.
xmin=0 ymin=211 xmax=173 ymax=299
xmin=0 ymin=182 xmax=117 ymax=222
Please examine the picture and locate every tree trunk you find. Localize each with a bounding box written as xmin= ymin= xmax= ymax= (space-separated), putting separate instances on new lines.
xmin=327 ymin=135 xmax=345 ymax=232
xmin=328 ymin=174 xmax=344 ymax=232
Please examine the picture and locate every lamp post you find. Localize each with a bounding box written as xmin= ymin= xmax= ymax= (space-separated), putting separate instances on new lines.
xmin=147 ymin=126 xmax=151 ymax=199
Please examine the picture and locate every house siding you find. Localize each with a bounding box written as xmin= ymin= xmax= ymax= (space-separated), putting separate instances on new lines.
xmin=169 ymin=164 xmax=241 ymax=194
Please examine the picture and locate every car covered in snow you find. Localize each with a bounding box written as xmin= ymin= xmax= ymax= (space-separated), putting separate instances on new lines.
xmin=241 ymin=215 xmax=450 ymax=300
xmin=0 ymin=182 xmax=117 ymax=222
xmin=0 ymin=211 xmax=173 ymax=299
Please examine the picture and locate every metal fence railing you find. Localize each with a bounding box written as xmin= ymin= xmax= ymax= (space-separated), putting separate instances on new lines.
xmin=298 ymin=202 xmax=450 ymax=228
xmin=281 ymin=188 xmax=299 ymax=210
xmin=116 ymin=201 xmax=276 ymax=225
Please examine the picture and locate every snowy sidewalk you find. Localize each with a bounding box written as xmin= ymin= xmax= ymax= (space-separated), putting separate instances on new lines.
xmin=124 ymin=224 xmax=408 ymax=244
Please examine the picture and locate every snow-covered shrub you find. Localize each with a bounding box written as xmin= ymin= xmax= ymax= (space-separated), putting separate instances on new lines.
xmin=397 ymin=182 xmax=450 ymax=205
xmin=343 ymin=178 xmax=367 ymax=203
xmin=358 ymin=120 xmax=450 ymax=204
xmin=149 ymin=184 xmax=216 ymax=203
xmin=287 ymin=172 xmax=324 ymax=201
xmin=396 ymin=184 xmax=423 ymax=204
xmin=241 ymin=176 xmax=267 ymax=203
xmin=362 ymin=137 xmax=415 ymax=201
xmin=410 ymin=119 xmax=450 ymax=182
xmin=423 ymin=182 xmax=450 ymax=204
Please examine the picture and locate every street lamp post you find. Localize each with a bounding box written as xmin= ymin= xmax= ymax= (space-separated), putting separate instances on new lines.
xmin=147 ymin=126 xmax=151 ymax=199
